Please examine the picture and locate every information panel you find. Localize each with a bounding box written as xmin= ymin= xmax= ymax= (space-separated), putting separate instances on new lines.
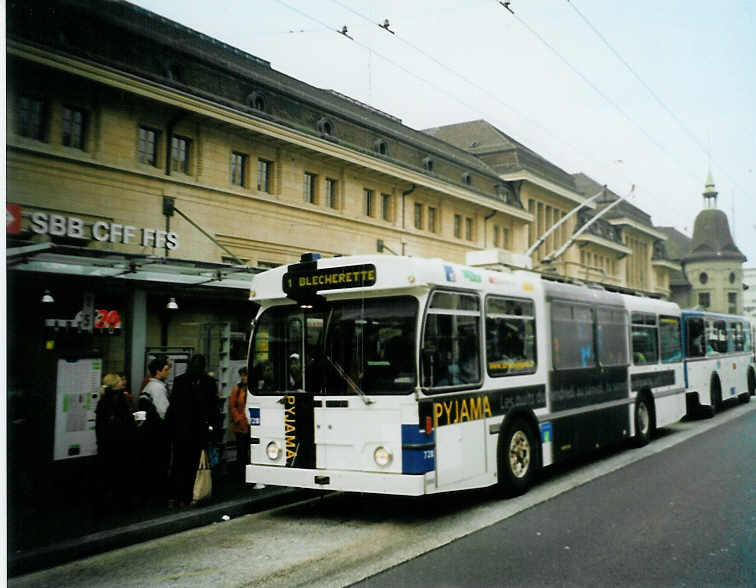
xmin=53 ymin=358 xmax=102 ymax=460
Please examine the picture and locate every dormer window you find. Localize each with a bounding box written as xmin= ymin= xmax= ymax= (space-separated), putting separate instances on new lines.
xmin=422 ymin=156 xmax=434 ymax=172
xmin=247 ymin=91 xmax=266 ymax=112
xmin=461 ymin=172 xmax=472 ymax=186
xmin=317 ymin=117 xmax=334 ymax=137
xmin=374 ymin=139 xmax=389 ymax=156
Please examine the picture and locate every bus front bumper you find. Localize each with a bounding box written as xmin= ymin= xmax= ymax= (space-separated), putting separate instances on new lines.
xmin=246 ymin=464 xmax=430 ymax=496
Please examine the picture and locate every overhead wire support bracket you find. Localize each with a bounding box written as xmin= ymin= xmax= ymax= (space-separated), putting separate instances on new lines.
xmin=541 ymin=185 xmax=635 ymax=266
xmin=379 ymin=19 xmax=395 ymax=34
xmin=525 ymin=186 xmax=605 ymax=258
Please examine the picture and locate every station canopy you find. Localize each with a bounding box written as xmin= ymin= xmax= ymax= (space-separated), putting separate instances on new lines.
xmin=7 ymin=242 xmax=260 ymax=291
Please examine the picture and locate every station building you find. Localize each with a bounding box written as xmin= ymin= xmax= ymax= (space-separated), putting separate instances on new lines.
xmin=6 ymin=0 xmax=683 ymax=550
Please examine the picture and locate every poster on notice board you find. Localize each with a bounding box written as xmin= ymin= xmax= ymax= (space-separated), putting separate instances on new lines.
xmin=53 ymin=357 xmax=102 ymax=460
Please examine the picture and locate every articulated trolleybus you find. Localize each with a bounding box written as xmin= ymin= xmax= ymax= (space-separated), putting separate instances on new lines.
xmin=246 ymin=253 xmax=686 ymax=496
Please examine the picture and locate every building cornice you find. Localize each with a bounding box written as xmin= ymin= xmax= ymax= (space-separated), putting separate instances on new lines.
xmin=575 ymin=233 xmax=633 ymax=256
xmin=652 ymin=259 xmax=682 ymax=272
xmin=607 ymin=217 xmax=667 ymax=240
xmin=496 ymin=170 xmax=595 ymax=208
xmin=9 ymin=41 xmax=533 ymax=223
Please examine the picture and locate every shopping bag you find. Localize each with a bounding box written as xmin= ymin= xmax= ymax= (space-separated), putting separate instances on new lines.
xmin=192 ymin=450 xmax=212 ymax=503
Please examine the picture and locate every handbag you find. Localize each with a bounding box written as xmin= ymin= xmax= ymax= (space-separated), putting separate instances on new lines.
xmin=192 ymin=449 xmax=212 ymax=503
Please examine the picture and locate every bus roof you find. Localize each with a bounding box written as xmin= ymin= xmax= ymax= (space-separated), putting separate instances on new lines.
xmin=249 ymin=254 xmax=540 ymax=304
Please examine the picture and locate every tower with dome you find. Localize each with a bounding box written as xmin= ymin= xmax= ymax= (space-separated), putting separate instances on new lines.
xmin=679 ymin=171 xmax=747 ymax=314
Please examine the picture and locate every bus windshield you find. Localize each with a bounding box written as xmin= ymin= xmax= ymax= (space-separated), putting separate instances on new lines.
xmin=250 ymin=296 xmax=418 ymax=396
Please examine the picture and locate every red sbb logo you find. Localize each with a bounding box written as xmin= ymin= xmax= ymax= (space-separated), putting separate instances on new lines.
xmin=6 ymin=204 xmax=22 ymax=234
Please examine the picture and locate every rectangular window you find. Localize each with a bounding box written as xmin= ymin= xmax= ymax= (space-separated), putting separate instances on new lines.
xmin=414 ymin=203 xmax=423 ymax=229
xmin=138 ymin=126 xmax=158 ymax=166
xmin=428 ymin=207 xmax=437 ymax=233
xmin=454 ymin=214 xmax=462 ymax=238
xmin=706 ymin=319 xmax=727 ymax=355
xmin=698 ymin=292 xmax=710 ymax=308
xmin=231 ymin=152 xmax=247 ymax=186
xmin=62 ymin=106 xmax=86 ymax=149
xmin=527 ymin=199 xmax=535 ymax=247
xmin=686 ymin=317 xmax=705 ymax=358
xmin=485 ymin=296 xmax=536 ymax=377
xmin=326 ymin=178 xmax=338 ymax=208
xmin=422 ymin=291 xmax=481 ymax=389
xmin=659 ymin=316 xmax=682 ymax=363
xmin=171 ymin=136 xmax=190 ymax=173
xmin=493 ymin=225 xmax=500 ymax=247
xmin=597 ymin=307 xmax=628 ymax=366
xmin=551 ymin=302 xmax=595 ymax=369
xmin=257 ymin=159 xmax=272 ymax=192
xmin=465 ymin=217 xmax=473 ymax=241
xmin=304 ymin=172 xmax=318 ymax=204
xmin=364 ymin=188 xmax=374 ymax=217
xmin=631 ymin=312 xmax=658 ymax=364
xmin=19 ymin=96 xmax=45 ymax=140
xmin=728 ymin=291 xmax=737 ymax=314
xmin=381 ymin=193 xmax=392 ymax=221
xmin=502 ymin=227 xmax=509 ymax=249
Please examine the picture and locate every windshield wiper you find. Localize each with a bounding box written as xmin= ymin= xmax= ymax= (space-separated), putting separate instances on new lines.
xmin=323 ymin=354 xmax=374 ymax=406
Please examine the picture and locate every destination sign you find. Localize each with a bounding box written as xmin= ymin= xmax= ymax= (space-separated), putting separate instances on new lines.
xmin=282 ymin=264 xmax=376 ymax=295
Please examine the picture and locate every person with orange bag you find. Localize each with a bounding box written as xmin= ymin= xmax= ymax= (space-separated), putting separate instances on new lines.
xmin=228 ymin=367 xmax=250 ymax=484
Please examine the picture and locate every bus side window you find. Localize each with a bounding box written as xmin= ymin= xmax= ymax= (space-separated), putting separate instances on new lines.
xmin=730 ymin=322 xmax=744 ymax=352
xmin=686 ymin=317 xmax=705 ymax=357
xmin=485 ymin=296 xmax=536 ymax=377
xmin=744 ymin=324 xmax=753 ymax=353
xmin=422 ymin=291 xmax=481 ymax=388
xmin=659 ymin=316 xmax=682 ymax=363
xmin=597 ymin=307 xmax=628 ymax=366
xmin=631 ymin=312 xmax=658 ymax=364
xmin=552 ymin=302 xmax=595 ymax=369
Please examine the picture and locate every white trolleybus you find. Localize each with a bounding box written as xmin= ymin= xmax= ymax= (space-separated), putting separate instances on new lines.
xmin=681 ymin=310 xmax=754 ymax=416
xmin=246 ymin=254 xmax=686 ymax=496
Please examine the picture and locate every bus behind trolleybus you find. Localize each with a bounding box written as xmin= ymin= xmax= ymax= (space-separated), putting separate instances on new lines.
xmin=245 ymin=253 xmax=691 ymax=497
xmin=681 ymin=310 xmax=754 ymax=416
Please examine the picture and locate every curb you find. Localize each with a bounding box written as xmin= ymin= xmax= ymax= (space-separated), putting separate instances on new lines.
xmin=8 ymin=487 xmax=309 ymax=577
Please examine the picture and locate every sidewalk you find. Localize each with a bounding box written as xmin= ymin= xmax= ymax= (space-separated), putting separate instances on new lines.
xmin=7 ymin=475 xmax=311 ymax=577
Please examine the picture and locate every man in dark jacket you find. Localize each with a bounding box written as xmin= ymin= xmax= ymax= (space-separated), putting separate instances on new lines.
xmin=167 ymin=354 xmax=219 ymax=505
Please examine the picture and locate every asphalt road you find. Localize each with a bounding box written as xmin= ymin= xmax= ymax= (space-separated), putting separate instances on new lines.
xmin=354 ymin=407 xmax=756 ymax=588
xmin=10 ymin=402 xmax=754 ymax=588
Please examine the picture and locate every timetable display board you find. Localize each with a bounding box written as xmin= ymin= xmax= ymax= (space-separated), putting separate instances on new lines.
xmin=53 ymin=358 xmax=102 ymax=460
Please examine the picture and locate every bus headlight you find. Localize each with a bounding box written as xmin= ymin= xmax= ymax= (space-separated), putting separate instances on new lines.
xmin=373 ymin=446 xmax=393 ymax=467
xmin=266 ymin=441 xmax=282 ymax=461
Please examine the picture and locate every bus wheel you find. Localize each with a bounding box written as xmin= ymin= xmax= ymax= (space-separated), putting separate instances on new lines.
xmin=634 ymin=396 xmax=652 ymax=447
xmin=710 ymin=378 xmax=722 ymax=417
xmin=499 ymin=418 xmax=536 ymax=497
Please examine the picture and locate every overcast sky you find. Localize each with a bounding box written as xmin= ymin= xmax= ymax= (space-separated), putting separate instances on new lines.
xmin=132 ymin=0 xmax=756 ymax=267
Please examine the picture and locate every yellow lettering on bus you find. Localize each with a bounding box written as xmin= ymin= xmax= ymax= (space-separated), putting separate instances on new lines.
xmin=444 ymin=401 xmax=453 ymax=424
xmin=483 ymin=396 xmax=492 ymax=418
xmin=285 ymin=423 xmax=295 ymax=433
xmin=469 ymin=396 xmax=482 ymax=420
xmin=433 ymin=403 xmax=443 ymax=429
xmin=459 ymin=399 xmax=470 ymax=422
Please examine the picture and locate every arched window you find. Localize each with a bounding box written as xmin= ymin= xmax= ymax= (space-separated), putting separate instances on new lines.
xmin=374 ymin=139 xmax=389 ymax=156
